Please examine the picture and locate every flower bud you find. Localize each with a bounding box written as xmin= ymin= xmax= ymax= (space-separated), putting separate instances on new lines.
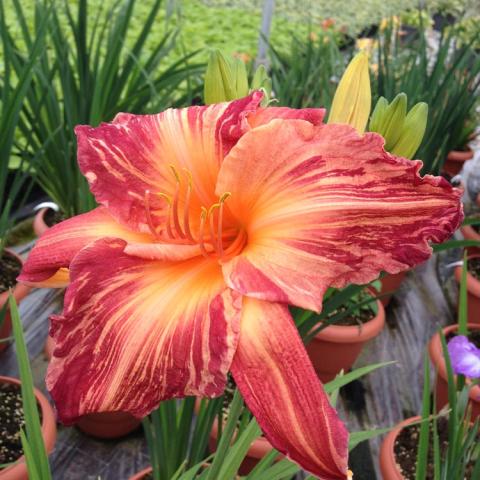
xmin=328 ymin=51 xmax=371 ymax=133
xmin=369 ymin=96 xmax=388 ymax=133
xmin=251 ymin=64 xmax=272 ymax=106
xmin=391 ymin=102 xmax=428 ymax=159
xmin=378 ymin=93 xmax=407 ymax=151
xmin=204 ymin=50 xmax=240 ymax=104
xmin=232 ymin=57 xmax=249 ymax=99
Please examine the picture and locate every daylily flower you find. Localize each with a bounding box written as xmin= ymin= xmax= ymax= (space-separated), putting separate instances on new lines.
xmin=19 ymin=92 xmax=462 ymax=479
xmin=448 ymin=335 xmax=480 ymax=378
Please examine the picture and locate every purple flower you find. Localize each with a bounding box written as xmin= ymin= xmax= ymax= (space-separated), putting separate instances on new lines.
xmin=447 ymin=335 xmax=480 ymax=379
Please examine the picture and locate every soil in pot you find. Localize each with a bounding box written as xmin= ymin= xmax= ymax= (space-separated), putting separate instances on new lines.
xmin=394 ymin=417 xmax=476 ymax=479
xmin=0 ymin=383 xmax=41 ymax=469
xmin=0 ymin=251 xmax=21 ymax=294
xmin=324 ymin=294 xmax=376 ymax=326
xmin=43 ymin=209 xmax=64 ymax=228
xmin=33 ymin=208 xmax=66 ymax=237
xmin=0 ymin=251 xmax=23 ymax=352
xmin=467 ymin=257 xmax=480 ymax=281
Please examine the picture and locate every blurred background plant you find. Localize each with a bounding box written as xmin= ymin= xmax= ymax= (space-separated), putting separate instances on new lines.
xmin=0 ymin=1 xmax=48 ymax=255
xmin=373 ymin=18 xmax=480 ymax=175
xmin=6 ymin=0 xmax=204 ymax=218
xmin=268 ymin=28 xmax=347 ymax=110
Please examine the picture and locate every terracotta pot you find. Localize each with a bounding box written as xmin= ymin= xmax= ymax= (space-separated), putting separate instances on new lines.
xmin=129 ymin=467 xmax=152 ymax=480
xmin=379 ymin=271 xmax=407 ymax=307
xmin=460 ymin=225 xmax=480 ymax=255
xmin=0 ymin=376 xmax=57 ymax=480
xmin=454 ymin=256 xmax=480 ymax=325
xmin=0 ymin=250 xmax=31 ymax=353
xmin=75 ymin=411 xmax=141 ymax=439
xmin=443 ymin=148 xmax=474 ymax=177
xmin=428 ymin=323 xmax=480 ymax=420
xmin=305 ymin=297 xmax=385 ymax=383
xmin=32 ymin=208 xmax=50 ymax=237
xmin=44 ymin=334 xmax=140 ymax=439
xmin=379 ymin=415 xmax=419 ymax=480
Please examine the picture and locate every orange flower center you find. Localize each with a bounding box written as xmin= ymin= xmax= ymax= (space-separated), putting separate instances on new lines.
xmin=144 ymin=165 xmax=246 ymax=262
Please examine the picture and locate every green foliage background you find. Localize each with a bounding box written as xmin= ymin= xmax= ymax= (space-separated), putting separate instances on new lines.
xmin=7 ymin=0 xmax=478 ymax=65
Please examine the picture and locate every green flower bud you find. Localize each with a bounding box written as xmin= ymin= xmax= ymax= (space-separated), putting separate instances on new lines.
xmin=204 ymin=50 xmax=238 ymax=104
xmin=232 ymin=57 xmax=249 ymax=99
xmin=251 ymin=64 xmax=272 ymax=106
xmin=379 ymin=93 xmax=407 ymax=151
xmin=391 ymin=102 xmax=428 ymax=159
xmin=368 ymin=96 xmax=388 ymax=133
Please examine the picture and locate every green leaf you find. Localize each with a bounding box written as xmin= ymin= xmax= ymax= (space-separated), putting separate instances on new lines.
xmin=325 ymin=361 xmax=396 ymax=394
xmin=217 ymin=419 xmax=261 ymax=479
xmin=415 ymin=351 xmax=431 ymax=480
xmin=349 ymin=426 xmax=393 ymax=450
xmin=458 ymin=252 xmax=468 ymax=335
xmin=9 ymin=294 xmax=51 ymax=479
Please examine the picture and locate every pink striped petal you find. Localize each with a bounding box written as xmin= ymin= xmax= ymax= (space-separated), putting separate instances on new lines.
xmin=247 ymin=106 xmax=326 ymax=128
xmin=46 ymin=238 xmax=241 ymax=423
xmin=18 ymin=207 xmax=151 ymax=286
xmin=231 ymin=298 xmax=349 ymax=479
xmin=217 ymin=120 xmax=462 ymax=311
xmin=76 ymin=93 xmax=263 ymax=233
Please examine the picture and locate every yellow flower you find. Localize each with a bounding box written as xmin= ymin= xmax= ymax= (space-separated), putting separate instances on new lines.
xmin=328 ymin=51 xmax=371 ymax=133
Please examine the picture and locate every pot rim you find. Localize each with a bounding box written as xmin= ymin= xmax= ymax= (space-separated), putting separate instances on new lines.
xmin=454 ymin=254 xmax=480 ymax=298
xmin=313 ymin=297 xmax=385 ymax=343
xmin=0 ymin=375 xmax=57 ymax=478
xmin=460 ymin=225 xmax=480 ymax=243
xmin=380 ymin=415 xmax=420 ymax=480
xmin=428 ymin=324 xmax=480 ymax=401
xmin=33 ymin=207 xmax=57 ymax=239
xmin=128 ymin=467 xmax=153 ymax=480
xmin=0 ymin=249 xmax=30 ymax=308
xmin=446 ymin=148 xmax=474 ymax=162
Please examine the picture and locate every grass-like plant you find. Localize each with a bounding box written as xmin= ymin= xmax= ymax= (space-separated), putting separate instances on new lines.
xmin=6 ymin=295 xmax=52 ymax=479
xmin=8 ymin=0 xmax=204 ymax=217
xmin=268 ymin=29 xmax=347 ymax=110
xmin=144 ymin=362 xmax=393 ymax=480
xmin=0 ymin=1 xmax=48 ymax=254
xmin=374 ymin=19 xmax=480 ymax=175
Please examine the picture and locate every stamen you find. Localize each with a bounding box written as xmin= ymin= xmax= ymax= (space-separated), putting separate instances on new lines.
xmin=182 ymin=169 xmax=196 ymax=242
xmin=217 ymin=192 xmax=231 ymax=257
xmin=198 ymin=207 xmax=211 ymax=258
xmin=158 ymin=192 xmax=174 ymax=239
xmin=208 ymin=203 xmax=221 ymax=254
xmin=169 ymin=164 xmax=185 ymax=239
xmin=144 ymin=190 xmax=160 ymax=239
